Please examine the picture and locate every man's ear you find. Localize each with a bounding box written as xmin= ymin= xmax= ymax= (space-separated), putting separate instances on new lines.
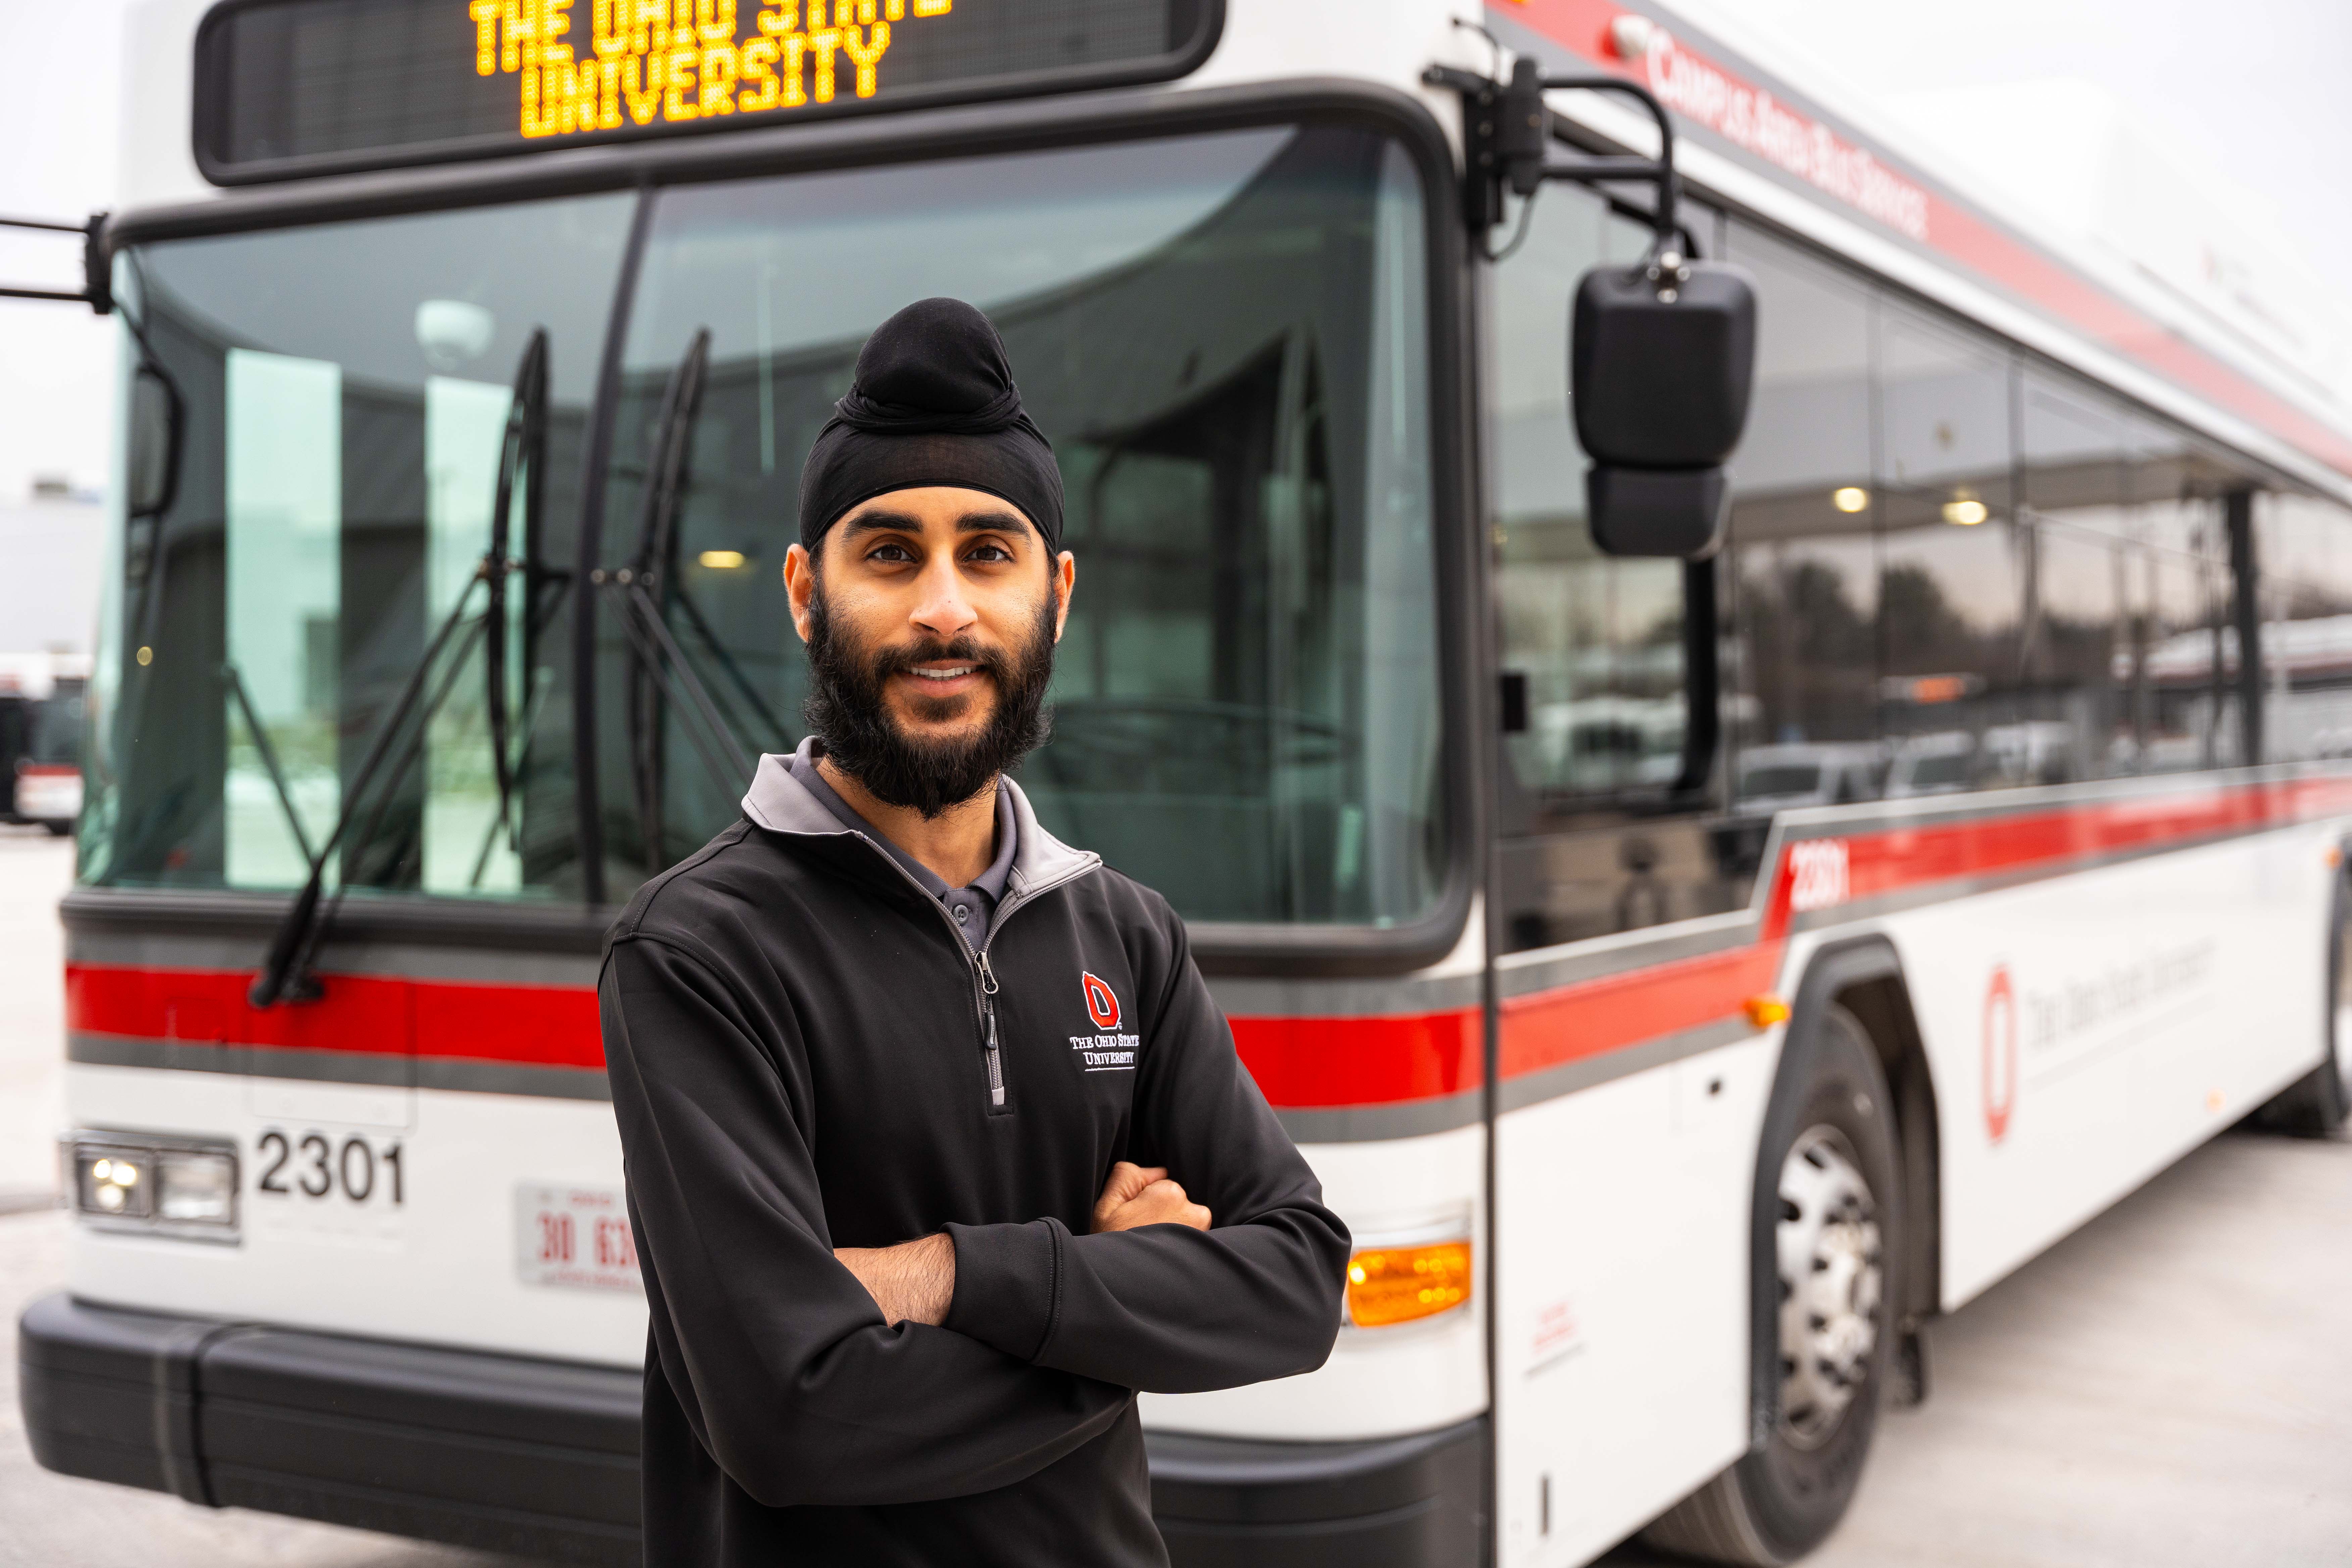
xmin=1051 ymin=550 xmax=1076 ymax=643
xmin=784 ymin=542 xmax=817 ymax=645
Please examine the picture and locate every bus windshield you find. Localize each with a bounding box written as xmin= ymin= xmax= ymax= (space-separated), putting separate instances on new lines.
xmin=81 ymin=120 xmax=1447 ymax=930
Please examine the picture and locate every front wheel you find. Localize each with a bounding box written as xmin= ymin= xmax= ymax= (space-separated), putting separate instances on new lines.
xmin=1641 ymin=1003 xmax=1901 ymax=1565
xmin=2258 ymin=857 xmax=2351 ymax=1136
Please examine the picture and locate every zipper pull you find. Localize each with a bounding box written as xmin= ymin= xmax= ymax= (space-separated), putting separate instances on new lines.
xmin=976 ymin=948 xmax=1000 ymax=996
xmin=982 ymin=993 xmax=1006 ymax=1108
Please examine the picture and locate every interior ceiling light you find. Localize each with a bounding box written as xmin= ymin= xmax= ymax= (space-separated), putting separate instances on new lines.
xmin=1943 ymin=498 xmax=1989 ymax=526
xmin=1832 ymin=487 xmax=1869 ymax=513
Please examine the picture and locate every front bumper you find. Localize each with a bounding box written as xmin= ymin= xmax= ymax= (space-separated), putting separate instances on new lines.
xmin=1149 ymin=1419 xmax=1486 ymax=1567
xmin=18 ymin=1293 xmax=642 ymax=1564
xmin=20 ymin=1293 xmax=1487 ymax=1566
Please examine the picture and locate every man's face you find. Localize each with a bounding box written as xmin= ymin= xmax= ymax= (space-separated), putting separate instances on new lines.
xmin=784 ymin=486 xmax=1075 ymax=817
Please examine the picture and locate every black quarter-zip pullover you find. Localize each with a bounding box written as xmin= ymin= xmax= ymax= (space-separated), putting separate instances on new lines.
xmin=600 ymin=755 xmax=1350 ymax=1566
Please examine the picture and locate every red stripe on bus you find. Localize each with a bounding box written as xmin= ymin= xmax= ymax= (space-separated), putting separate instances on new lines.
xmin=1501 ymin=941 xmax=1782 ymax=1081
xmin=59 ymin=773 xmax=2352 ymax=1108
xmin=1227 ymin=1011 xmax=1484 ymax=1109
xmin=65 ymin=964 xmax=605 ymax=1071
xmin=1761 ymin=775 xmax=2352 ymax=938
xmin=63 ymin=960 xmax=1491 ymax=1112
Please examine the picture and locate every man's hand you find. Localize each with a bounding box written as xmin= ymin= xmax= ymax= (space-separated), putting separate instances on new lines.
xmin=1091 ymin=1161 xmax=1212 ymax=1234
xmin=834 ymin=1232 xmax=955 ymax=1327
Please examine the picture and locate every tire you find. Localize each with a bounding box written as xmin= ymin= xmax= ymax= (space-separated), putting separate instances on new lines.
xmin=1640 ymin=1003 xmax=1901 ymax=1565
xmin=42 ymin=820 xmax=71 ymax=837
xmin=2258 ymin=859 xmax=2351 ymax=1136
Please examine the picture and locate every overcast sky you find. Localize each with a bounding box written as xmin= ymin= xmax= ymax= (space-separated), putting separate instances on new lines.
xmin=1693 ymin=0 xmax=2352 ymax=306
xmin=1 ymin=0 xmax=2347 ymax=503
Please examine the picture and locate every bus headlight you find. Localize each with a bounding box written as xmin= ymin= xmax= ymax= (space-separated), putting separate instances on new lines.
xmin=77 ymin=1147 xmax=152 ymax=1218
xmin=158 ymin=1150 xmax=238 ymax=1224
xmin=68 ymin=1134 xmax=238 ymax=1240
xmin=1345 ymin=1237 xmax=1474 ymax=1328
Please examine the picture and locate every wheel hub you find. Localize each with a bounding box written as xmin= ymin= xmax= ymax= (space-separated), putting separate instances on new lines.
xmin=1776 ymin=1124 xmax=1882 ymax=1448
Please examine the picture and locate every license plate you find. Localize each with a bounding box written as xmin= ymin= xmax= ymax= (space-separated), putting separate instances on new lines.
xmin=515 ymin=1183 xmax=642 ymax=1293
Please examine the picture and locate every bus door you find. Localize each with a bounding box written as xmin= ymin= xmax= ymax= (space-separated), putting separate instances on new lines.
xmin=1481 ymin=182 xmax=1773 ymax=1560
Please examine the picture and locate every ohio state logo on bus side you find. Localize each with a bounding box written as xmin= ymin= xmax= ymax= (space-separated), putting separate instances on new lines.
xmin=1983 ymin=964 xmax=2019 ymax=1144
xmin=1071 ymin=973 xmax=1138 ymax=1072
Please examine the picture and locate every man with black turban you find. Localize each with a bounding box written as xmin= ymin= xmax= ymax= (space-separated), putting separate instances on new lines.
xmin=600 ymin=298 xmax=1350 ymax=1567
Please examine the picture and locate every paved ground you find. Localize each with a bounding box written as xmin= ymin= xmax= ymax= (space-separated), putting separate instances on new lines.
xmin=1601 ymin=1124 xmax=2352 ymax=1568
xmin=3 ymin=824 xmax=2349 ymax=1564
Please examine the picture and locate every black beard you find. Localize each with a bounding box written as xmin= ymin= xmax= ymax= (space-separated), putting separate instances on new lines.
xmin=802 ymin=586 xmax=1057 ymax=820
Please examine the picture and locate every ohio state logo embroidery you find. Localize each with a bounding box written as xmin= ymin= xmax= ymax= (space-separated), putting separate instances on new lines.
xmin=1071 ymin=973 xmax=1138 ymax=1072
xmin=1082 ymin=972 xmax=1122 ymax=1029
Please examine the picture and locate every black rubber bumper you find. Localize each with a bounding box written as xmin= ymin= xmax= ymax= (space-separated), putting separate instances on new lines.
xmin=1148 ymin=1419 xmax=1488 ymax=1567
xmin=18 ymin=1293 xmax=643 ymax=1565
xmin=20 ymin=1292 xmax=1487 ymax=1566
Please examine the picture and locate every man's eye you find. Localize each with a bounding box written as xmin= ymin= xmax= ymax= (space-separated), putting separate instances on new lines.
xmin=868 ymin=543 xmax=915 ymax=563
xmin=967 ymin=543 xmax=1014 ymax=563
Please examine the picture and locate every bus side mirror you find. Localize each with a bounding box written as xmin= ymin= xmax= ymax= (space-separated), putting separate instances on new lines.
xmin=127 ymin=364 xmax=184 ymax=521
xmin=1572 ymin=255 xmax=1756 ymax=559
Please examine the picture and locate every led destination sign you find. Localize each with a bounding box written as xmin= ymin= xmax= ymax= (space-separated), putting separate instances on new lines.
xmin=194 ymin=0 xmax=1221 ymax=182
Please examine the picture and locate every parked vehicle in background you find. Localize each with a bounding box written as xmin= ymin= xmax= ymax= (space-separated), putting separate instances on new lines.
xmin=1735 ymin=743 xmax=1884 ymax=811
xmin=19 ymin=3 xmax=2352 ymax=1567
xmin=0 ymin=652 xmax=89 ymax=835
xmin=1884 ymin=732 xmax=1980 ymax=799
xmin=1984 ymin=720 xmax=2081 ymax=787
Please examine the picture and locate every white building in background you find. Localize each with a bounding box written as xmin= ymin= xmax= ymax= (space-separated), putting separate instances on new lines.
xmin=0 ymin=489 xmax=106 ymax=656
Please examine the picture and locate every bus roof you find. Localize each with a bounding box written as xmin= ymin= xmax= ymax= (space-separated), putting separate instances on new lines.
xmin=1490 ymin=0 xmax=2352 ymax=504
xmin=116 ymin=0 xmax=2352 ymax=503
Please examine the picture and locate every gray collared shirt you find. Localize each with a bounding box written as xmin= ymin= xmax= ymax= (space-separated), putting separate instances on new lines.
xmin=786 ymin=737 xmax=1017 ymax=951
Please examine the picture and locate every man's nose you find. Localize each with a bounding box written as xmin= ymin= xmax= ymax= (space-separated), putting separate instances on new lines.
xmin=909 ymin=551 xmax=979 ymax=640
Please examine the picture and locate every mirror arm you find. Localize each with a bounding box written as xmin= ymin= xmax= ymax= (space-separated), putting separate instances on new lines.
xmin=1424 ymin=62 xmax=1680 ymax=256
xmin=0 ymin=212 xmax=112 ymax=312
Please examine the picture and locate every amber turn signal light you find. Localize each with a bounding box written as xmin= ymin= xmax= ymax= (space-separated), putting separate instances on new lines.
xmin=1346 ymin=1240 xmax=1472 ymax=1328
xmin=1744 ymin=993 xmax=1791 ymax=1028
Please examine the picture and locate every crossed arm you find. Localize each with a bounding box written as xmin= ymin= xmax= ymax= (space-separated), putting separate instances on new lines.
xmin=604 ymin=925 xmax=1345 ymax=1506
xmin=834 ymin=1162 xmax=1211 ymax=1326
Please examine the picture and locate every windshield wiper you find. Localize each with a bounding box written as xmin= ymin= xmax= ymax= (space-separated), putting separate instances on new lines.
xmin=484 ymin=328 xmax=548 ymax=836
xmin=221 ymin=661 xmax=316 ymax=866
xmin=608 ymin=329 xmax=789 ymax=875
xmin=468 ymin=328 xmax=559 ymax=881
xmin=247 ymin=577 xmax=492 ymax=1006
xmin=249 ymin=330 xmax=549 ymax=1008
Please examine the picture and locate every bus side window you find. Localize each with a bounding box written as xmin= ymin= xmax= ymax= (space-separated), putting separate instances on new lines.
xmin=1716 ymin=223 xmax=1880 ymax=877
xmin=1721 ymin=223 xmax=2262 ymax=837
xmin=2257 ymin=493 xmax=2352 ymax=762
xmin=2020 ymin=370 xmax=2248 ymax=779
xmin=1875 ymin=304 xmax=2026 ymax=791
xmin=1487 ymin=187 xmax=1741 ymax=953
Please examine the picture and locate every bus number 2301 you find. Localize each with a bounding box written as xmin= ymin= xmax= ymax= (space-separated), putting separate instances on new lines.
xmin=254 ymin=1130 xmax=405 ymax=1206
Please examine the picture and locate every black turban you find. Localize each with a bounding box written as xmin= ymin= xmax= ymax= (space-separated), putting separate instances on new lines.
xmin=797 ymin=297 xmax=1064 ymax=552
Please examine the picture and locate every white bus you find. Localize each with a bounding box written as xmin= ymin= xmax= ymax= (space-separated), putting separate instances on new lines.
xmin=22 ymin=2 xmax=2352 ymax=1564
